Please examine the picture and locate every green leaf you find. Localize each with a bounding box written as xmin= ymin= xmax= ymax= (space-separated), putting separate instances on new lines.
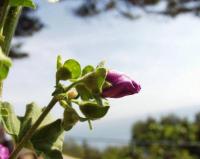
xmin=75 ymin=84 xmax=92 ymax=101
xmin=0 ymin=48 xmax=12 ymax=80
xmin=26 ymin=103 xmax=53 ymax=126
xmin=31 ymin=119 xmax=64 ymax=159
xmin=79 ymin=101 xmax=110 ymax=120
xmin=56 ymin=67 xmax=71 ymax=81
xmin=56 ymin=59 xmax=81 ymax=82
xmin=63 ymin=107 xmax=79 ymax=131
xmin=0 ymin=102 xmax=20 ymax=141
xmin=82 ymin=68 xmax=107 ymax=95
xmin=18 ymin=103 xmax=54 ymax=142
xmin=63 ymin=59 xmax=81 ymax=79
xmin=82 ymin=65 xmax=94 ymax=76
xmin=9 ymin=0 xmax=36 ymax=9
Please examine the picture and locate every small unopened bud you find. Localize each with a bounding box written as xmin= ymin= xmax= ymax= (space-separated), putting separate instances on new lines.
xmin=67 ymin=88 xmax=78 ymax=99
xmin=102 ymin=70 xmax=141 ymax=98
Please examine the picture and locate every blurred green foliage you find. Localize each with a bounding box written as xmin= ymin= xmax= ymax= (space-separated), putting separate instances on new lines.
xmin=131 ymin=114 xmax=199 ymax=159
xmin=63 ymin=139 xmax=131 ymax=159
xmin=63 ymin=112 xmax=200 ymax=159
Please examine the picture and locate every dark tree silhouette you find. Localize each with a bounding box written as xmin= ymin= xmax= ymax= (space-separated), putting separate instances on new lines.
xmin=74 ymin=0 xmax=200 ymax=18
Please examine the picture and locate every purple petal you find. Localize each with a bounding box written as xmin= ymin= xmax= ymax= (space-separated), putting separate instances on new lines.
xmin=106 ymin=70 xmax=123 ymax=84
xmin=0 ymin=144 xmax=9 ymax=159
xmin=103 ymin=81 xmax=138 ymax=98
xmin=131 ymin=80 xmax=141 ymax=93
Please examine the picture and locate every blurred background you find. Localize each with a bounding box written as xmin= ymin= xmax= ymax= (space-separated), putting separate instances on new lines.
xmin=1 ymin=0 xmax=200 ymax=158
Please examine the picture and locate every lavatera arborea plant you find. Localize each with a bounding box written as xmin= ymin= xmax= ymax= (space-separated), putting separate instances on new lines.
xmin=0 ymin=0 xmax=141 ymax=159
xmin=0 ymin=56 xmax=141 ymax=159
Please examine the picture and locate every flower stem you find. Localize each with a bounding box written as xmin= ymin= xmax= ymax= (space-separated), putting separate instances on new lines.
xmin=9 ymin=97 xmax=58 ymax=159
xmin=2 ymin=6 xmax=22 ymax=55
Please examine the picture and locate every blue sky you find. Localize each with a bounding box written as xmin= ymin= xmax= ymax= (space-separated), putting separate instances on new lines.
xmin=2 ymin=0 xmax=200 ymax=141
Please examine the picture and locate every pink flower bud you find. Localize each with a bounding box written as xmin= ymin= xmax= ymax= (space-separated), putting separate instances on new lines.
xmin=102 ymin=70 xmax=141 ymax=98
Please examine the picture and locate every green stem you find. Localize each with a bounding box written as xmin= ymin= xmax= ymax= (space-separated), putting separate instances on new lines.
xmin=88 ymin=120 xmax=93 ymax=130
xmin=0 ymin=0 xmax=9 ymax=34
xmin=0 ymin=6 xmax=22 ymax=97
xmin=0 ymin=0 xmax=10 ymax=98
xmin=9 ymin=97 xmax=58 ymax=159
xmin=2 ymin=6 xmax=22 ymax=55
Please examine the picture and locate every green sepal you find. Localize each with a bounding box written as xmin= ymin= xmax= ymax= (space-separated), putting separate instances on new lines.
xmin=102 ymin=81 xmax=112 ymax=90
xmin=82 ymin=67 xmax=107 ymax=95
xmin=75 ymin=84 xmax=93 ymax=101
